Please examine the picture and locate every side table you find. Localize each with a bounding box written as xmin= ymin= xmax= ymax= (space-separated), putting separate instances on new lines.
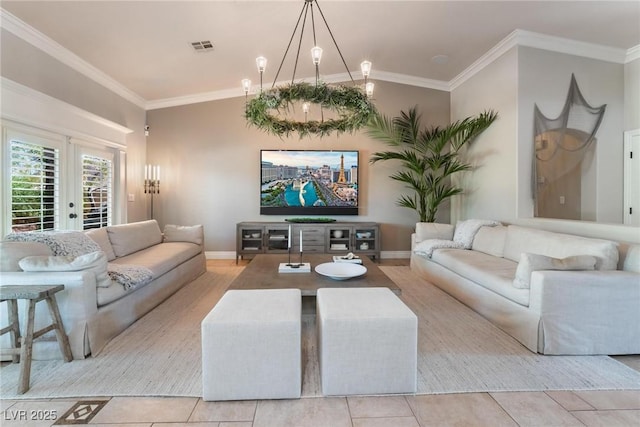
xmin=0 ymin=284 xmax=73 ymax=394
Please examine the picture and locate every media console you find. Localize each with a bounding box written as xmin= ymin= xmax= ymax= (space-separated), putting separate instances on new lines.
xmin=236 ymin=221 xmax=380 ymax=264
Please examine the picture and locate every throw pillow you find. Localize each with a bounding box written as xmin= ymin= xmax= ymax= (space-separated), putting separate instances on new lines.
xmin=0 ymin=242 xmax=52 ymax=272
xmin=163 ymin=224 xmax=204 ymax=245
xmin=512 ymin=253 xmax=597 ymax=289
xmin=415 ymin=223 xmax=454 ymax=243
xmin=85 ymin=227 xmax=117 ymax=261
xmin=107 ymin=220 xmax=163 ymax=258
xmin=19 ymin=251 xmax=111 ymax=288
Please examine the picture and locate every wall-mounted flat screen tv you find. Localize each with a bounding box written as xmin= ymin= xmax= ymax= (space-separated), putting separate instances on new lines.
xmin=260 ymin=150 xmax=359 ymax=216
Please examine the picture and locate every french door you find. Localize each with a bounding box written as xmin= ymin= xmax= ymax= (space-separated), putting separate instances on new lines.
xmin=2 ymin=122 xmax=118 ymax=234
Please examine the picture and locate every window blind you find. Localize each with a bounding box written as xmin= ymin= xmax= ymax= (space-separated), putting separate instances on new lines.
xmin=82 ymin=154 xmax=112 ymax=229
xmin=10 ymin=140 xmax=60 ymax=232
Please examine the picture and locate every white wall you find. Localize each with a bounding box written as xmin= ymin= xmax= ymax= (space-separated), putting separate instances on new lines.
xmin=625 ymin=58 xmax=640 ymax=130
xmin=450 ymin=47 xmax=519 ymax=224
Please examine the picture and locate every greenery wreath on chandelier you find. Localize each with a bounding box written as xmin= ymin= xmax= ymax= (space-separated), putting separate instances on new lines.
xmin=245 ymin=82 xmax=376 ymax=139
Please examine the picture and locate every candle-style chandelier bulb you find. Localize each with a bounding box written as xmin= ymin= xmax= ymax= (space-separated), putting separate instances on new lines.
xmin=365 ymin=81 xmax=375 ymax=97
xmin=311 ymin=46 xmax=323 ymax=65
xmin=360 ymin=60 xmax=372 ymax=79
xmin=302 ymin=102 xmax=310 ymax=122
xmin=256 ymin=56 xmax=267 ymax=73
xmin=256 ymin=56 xmax=267 ymax=91
xmin=242 ymin=78 xmax=251 ymax=95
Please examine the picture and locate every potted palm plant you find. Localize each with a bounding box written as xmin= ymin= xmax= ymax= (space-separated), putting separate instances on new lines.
xmin=366 ymin=107 xmax=498 ymax=222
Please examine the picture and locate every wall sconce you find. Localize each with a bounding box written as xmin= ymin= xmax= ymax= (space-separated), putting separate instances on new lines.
xmin=144 ymin=164 xmax=160 ymax=218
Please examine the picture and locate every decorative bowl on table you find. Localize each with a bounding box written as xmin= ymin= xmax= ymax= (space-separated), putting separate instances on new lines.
xmin=314 ymin=262 xmax=367 ymax=280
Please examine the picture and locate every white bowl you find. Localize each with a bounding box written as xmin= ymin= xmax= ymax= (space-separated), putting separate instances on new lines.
xmin=251 ymin=233 xmax=260 ymax=238
xmin=315 ymin=262 xmax=367 ymax=281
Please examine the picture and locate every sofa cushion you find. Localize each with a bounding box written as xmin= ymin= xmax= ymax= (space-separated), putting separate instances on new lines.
xmin=0 ymin=242 xmax=52 ymax=272
xmin=472 ymin=226 xmax=507 ymax=258
xmin=97 ymin=280 xmax=133 ymax=307
xmin=18 ymin=251 xmax=111 ymax=288
xmin=622 ymin=244 xmax=640 ymax=273
xmin=107 ymin=220 xmax=163 ymax=258
xmin=85 ymin=227 xmax=116 ymax=261
xmin=415 ymin=223 xmax=454 ymax=243
xmin=163 ymin=224 xmax=204 ymax=245
xmin=513 ymin=253 xmax=597 ymax=289
xmin=431 ymin=248 xmax=529 ymax=306
xmin=109 ymin=242 xmax=201 ymax=279
xmin=503 ymin=225 xmax=618 ymax=270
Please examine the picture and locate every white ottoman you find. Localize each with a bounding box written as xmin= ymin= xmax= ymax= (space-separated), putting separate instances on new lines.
xmin=201 ymin=289 xmax=301 ymax=401
xmin=317 ymin=287 xmax=417 ymax=396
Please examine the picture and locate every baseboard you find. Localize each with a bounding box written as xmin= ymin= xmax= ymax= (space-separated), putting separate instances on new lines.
xmin=380 ymin=250 xmax=411 ymax=259
xmin=205 ymin=251 xmax=236 ymax=260
xmin=206 ymin=250 xmax=412 ymax=260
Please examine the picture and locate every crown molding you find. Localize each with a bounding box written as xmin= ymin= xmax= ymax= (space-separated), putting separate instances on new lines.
xmin=449 ymin=30 xmax=520 ymax=91
xmin=371 ymin=70 xmax=450 ymax=92
xmin=627 ymin=44 xmax=640 ymax=63
xmin=450 ymin=29 xmax=629 ymax=91
xmin=0 ymin=8 xmax=147 ymax=110
xmin=147 ymin=71 xmax=450 ymax=110
xmin=515 ymin=29 xmax=628 ymax=63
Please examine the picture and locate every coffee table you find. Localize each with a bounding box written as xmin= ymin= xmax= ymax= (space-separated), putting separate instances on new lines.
xmin=229 ymin=254 xmax=400 ymax=296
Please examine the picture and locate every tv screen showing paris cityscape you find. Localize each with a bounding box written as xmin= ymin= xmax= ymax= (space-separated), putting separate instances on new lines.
xmin=260 ymin=150 xmax=358 ymax=209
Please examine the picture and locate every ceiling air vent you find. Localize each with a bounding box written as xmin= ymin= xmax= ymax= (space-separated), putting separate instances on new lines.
xmin=191 ymin=40 xmax=214 ymax=52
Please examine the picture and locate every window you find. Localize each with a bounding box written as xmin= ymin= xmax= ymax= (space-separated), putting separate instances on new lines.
xmin=82 ymin=154 xmax=113 ymax=229
xmin=9 ymin=139 xmax=60 ymax=232
xmin=2 ymin=123 xmax=122 ymax=234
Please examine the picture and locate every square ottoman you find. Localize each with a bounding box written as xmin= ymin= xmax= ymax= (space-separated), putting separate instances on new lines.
xmin=317 ymin=287 xmax=417 ymax=396
xmin=201 ymin=289 xmax=301 ymax=401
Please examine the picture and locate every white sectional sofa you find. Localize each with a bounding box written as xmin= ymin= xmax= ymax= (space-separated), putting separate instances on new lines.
xmin=410 ymin=221 xmax=640 ymax=355
xmin=0 ymin=220 xmax=206 ymax=360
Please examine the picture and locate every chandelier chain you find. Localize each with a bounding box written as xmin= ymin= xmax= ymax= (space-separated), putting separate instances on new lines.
xmin=271 ymin=1 xmax=307 ymax=88
xmin=291 ymin=3 xmax=310 ymax=84
xmin=314 ymin=0 xmax=354 ymax=83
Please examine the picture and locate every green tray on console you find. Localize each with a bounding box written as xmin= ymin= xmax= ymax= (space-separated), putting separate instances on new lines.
xmin=285 ymin=217 xmax=337 ymax=223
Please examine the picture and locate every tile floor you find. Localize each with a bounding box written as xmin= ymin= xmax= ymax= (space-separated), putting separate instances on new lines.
xmin=1 ymin=259 xmax=639 ymax=426
xmin=1 ymin=390 xmax=640 ymax=427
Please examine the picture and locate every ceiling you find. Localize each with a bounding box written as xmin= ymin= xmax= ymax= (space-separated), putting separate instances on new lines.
xmin=2 ymin=1 xmax=639 ymax=108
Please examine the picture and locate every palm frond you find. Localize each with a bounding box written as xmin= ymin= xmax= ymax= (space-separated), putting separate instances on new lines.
xmin=366 ymin=107 xmax=497 ymax=222
xmin=365 ymin=112 xmax=403 ymax=147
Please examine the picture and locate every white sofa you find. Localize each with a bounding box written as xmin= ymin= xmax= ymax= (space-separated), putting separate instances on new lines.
xmin=410 ymin=221 xmax=640 ymax=355
xmin=0 ymin=220 xmax=206 ymax=360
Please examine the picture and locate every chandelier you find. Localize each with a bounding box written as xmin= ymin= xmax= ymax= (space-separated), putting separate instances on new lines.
xmin=242 ymin=0 xmax=376 ymax=139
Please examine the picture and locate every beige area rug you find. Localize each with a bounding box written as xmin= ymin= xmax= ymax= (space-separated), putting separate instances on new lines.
xmin=2 ymin=266 xmax=639 ymax=399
